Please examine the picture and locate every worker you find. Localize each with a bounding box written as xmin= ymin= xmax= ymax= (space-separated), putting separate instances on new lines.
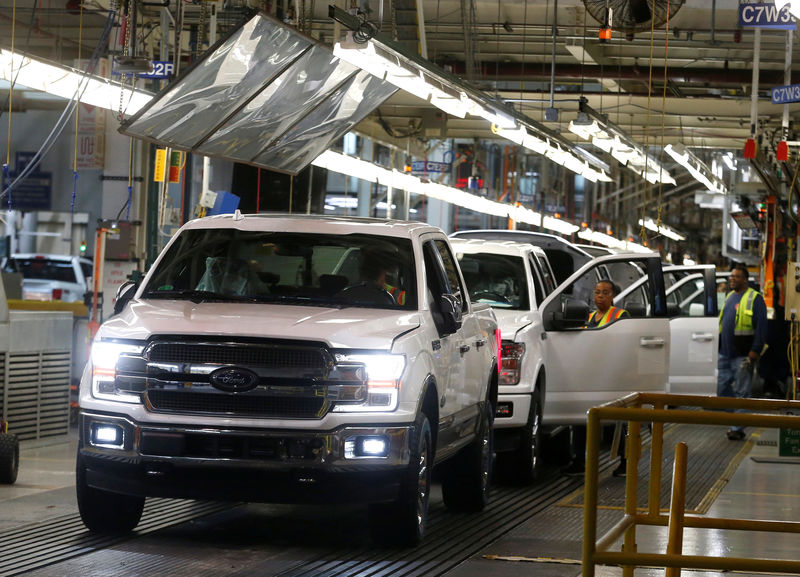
xmin=717 ymin=264 xmax=767 ymax=441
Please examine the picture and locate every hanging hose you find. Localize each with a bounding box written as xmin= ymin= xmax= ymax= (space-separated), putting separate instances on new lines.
xmin=71 ymin=0 xmax=84 ymax=215
xmin=0 ymin=5 xmax=116 ymax=201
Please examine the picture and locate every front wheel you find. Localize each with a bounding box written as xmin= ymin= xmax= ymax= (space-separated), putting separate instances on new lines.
xmin=369 ymin=412 xmax=432 ymax=547
xmin=441 ymin=401 xmax=493 ymax=512
xmin=500 ymin=390 xmax=543 ymax=484
xmin=76 ymin=453 xmax=145 ymax=533
xmin=0 ymin=433 xmax=19 ymax=484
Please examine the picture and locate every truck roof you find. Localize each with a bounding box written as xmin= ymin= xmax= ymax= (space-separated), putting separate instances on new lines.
xmin=449 ymin=237 xmax=548 ymax=258
xmin=180 ymin=212 xmax=443 ymax=239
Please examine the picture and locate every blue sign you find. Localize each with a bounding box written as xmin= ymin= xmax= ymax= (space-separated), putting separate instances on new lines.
xmin=738 ymin=3 xmax=796 ymax=29
xmin=6 ymin=173 xmax=52 ymax=211
xmin=411 ymin=160 xmax=450 ymax=174
xmin=137 ymin=61 xmax=175 ymax=79
xmin=771 ymin=83 xmax=800 ymax=104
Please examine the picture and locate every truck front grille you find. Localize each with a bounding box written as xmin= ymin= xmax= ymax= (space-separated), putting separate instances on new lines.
xmin=128 ymin=338 xmax=334 ymax=419
xmin=146 ymin=390 xmax=326 ymax=418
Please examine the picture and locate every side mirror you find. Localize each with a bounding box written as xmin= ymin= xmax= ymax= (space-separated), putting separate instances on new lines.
xmin=439 ymin=293 xmax=463 ymax=335
xmin=550 ymin=299 xmax=589 ymax=330
xmin=113 ymin=281 xmax=138 ymax=316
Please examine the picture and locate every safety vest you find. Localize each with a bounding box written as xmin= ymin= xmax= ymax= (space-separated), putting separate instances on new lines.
xmin=719 ymin=287 xmax=759 ymax=335
xmin=386 ymin=284 xmax=406 ymax=305
xmin=587 ymin=306 xmax=626 ymax=327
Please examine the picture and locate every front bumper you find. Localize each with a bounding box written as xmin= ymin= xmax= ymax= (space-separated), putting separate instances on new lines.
xmin=79 ymin=411 xmax=413 ymax=504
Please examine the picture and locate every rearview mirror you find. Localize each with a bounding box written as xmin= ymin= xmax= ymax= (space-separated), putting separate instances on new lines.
xmin=550 ymin=299 xmax=589 ymax=330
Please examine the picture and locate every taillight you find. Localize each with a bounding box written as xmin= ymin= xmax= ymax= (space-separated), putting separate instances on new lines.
xmin=500 ymin=341 xmax=525 ymax=385
xmin=52 ymin=288 xmax=63 ymax=300
xmin=495 ymin=328 xmax=502 ymax=374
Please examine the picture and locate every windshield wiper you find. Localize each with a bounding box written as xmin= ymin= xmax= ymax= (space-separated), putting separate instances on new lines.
xmin=143 ymin=289 xmax=260 ymax=304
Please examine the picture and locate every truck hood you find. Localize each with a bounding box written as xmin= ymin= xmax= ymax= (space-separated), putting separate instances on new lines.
xmin=492 ymin=309 xmax=534 ymax=341
xmin=99 ymin=300 xmax=422 ymax=349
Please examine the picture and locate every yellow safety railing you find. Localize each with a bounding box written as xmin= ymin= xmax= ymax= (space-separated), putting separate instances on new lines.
xmin=583 ymin=392 xmax=800 ymax=577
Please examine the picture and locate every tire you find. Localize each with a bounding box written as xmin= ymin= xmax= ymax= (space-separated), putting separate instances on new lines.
xmin=441 ymin=401 xmax=493 ymax=512
xmin=0 ymin=433 xmax=19 ymax=484
xmin=76 ymin=453 xmax=145 ymax=533
xmin=369 ymin=413 xmax=432 ymax=547
xmin=502 ymin=390 xmax=543 ymax=484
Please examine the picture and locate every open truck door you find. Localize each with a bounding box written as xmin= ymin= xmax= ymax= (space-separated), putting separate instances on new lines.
xmin=539 ymin=253 xmax=670 ymax=425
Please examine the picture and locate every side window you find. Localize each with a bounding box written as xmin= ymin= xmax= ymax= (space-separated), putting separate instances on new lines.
xmin=433 ymin=239 xmax=467 ymax=312
xmin=527 ymin=255 xmax=546 ymax=306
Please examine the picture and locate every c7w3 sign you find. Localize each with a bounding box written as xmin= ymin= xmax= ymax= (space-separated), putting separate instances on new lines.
xmin=738 ymin=3 xmax=796 ymax=29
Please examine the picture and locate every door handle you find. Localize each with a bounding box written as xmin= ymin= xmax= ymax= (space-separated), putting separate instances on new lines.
xmin=475 ymin=338 xmax=487 ymax=348
xmin=459 ymin=344 xmax=471 ymax=355
xmin=691 ymin=332 xmax=714 ymax=342
xmin=639 ymin=337 xmax=665 ymax=348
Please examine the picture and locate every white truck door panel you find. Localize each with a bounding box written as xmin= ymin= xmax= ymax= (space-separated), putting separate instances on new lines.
xmin=540 ymin=253 xmax=670 ymax=425
xmin=665 ymin=266 xmax=719 ymax=395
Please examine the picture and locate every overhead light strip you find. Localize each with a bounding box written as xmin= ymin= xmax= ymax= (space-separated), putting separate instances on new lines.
xmin=329 ymin=6 xmax=611 ymax=181
xmin=313 ymin=149 xmax=650 ymax=253
xmin=0 ymin=49 xmax=153 ymax=114
xmin=637 ymin=218 xmax=686 ymax=241
xmin=312 ymin=150 xmax=579 ymax=234
xmin=570 ymin=98 xmax=675 ymax=185
xmin=664 ymin=143 xmax=728 ymax=195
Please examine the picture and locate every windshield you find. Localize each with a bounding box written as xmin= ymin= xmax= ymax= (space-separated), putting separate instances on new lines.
xmin=456 ymin=252 xmax=529 ymax=310
xmin=142 ymin=229 xmax=417 ymax=310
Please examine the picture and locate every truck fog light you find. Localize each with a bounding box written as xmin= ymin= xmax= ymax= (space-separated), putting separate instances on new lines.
xmin=344 ymin=435 xmax=389 ymax=459
xmin=90 ymin=423 xmax=124 ymax=448
xmin=496 ymin=402 xmax=513 ymax=418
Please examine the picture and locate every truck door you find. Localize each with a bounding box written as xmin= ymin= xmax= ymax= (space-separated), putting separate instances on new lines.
xmin=664 ymin=266 xmax=719 ymax=395
xmin=539 ymin=254 xmax=670 ymax=425
xmin=421 ymin=239 xmax=465 ymax=419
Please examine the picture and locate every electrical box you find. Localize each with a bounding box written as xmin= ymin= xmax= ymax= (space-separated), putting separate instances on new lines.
xmin=785 ymin=261 xmax=800 ymax=321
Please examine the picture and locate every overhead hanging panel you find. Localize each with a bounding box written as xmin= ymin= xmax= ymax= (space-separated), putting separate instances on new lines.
xmin=252 ymin=70 xmax=397 ymax=173
xmin=120 ymin=12 xmax=398 ymax=175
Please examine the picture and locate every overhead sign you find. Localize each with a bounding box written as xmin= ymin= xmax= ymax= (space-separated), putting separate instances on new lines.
xmin=771 ymin=83 xmax=800 ymax=104
xmin=738 ymin=3 xmax=796 ymax=29
xmin=137 ymin=61 xmax=175 ymax=79
xmin=411 ymin=160 xmax=450 ymax=174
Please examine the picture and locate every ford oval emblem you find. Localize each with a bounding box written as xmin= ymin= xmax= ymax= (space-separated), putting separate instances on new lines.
xmin=209 ymin=367 xmax=259 ymax=393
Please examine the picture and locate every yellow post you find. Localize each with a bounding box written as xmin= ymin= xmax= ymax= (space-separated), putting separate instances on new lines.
xmin=622 ymin=420 xmax=640 ymax=577
xmin=666 ymin=442 xmax=688 ymax=577
xmin=583 ymin=410 xmax=601 ymax=577
xmin=649 ymin=400 xmax=665 ymax=517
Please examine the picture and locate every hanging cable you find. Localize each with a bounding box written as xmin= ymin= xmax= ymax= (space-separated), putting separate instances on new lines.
xmin=1 ymin=5 xmax=117 ymax=201
xmin=4 ymin=0 xmax=17 ymax=211
xmin=655 ymin=0 xmax=672 ymax=232
xmin=71 ymin=0 xmax=85 ymax=215
xmin=638 ymin=0 xmax=659 ymax=245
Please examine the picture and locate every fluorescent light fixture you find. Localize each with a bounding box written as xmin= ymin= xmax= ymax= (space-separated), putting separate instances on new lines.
xmin=638 ymin=218 xmax=686 ymax=241
xmin=0 ymin=49 xmax=153 ymax=114
xmin=312 ymin=150 xmax=582 ymax=234
xmin=575 ymin=98 xmax=674 ymax=185
xmin=664 ymin=143 xmax=728 ymax=195
xmin=329 ymin=8 xmax=612 ymax=182
xmin=577 ymin=228 xmax=652 ymax=253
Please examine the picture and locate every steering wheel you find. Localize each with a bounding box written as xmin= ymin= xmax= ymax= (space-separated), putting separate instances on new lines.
xmin=337 ymin=282 xmax=396 ymax=305
xmin=473 ymin=290 xmax=511 ymax=304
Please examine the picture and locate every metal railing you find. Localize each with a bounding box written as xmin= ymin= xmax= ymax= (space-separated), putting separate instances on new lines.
xmin=583 ymin=392 xmax=800 ymax=577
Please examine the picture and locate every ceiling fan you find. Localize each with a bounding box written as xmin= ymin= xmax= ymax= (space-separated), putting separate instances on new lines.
xmin=583 ymin=0 xmax=685 ymax=35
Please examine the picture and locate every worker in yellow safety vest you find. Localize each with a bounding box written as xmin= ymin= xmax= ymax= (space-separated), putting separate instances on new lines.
xmin=717 ymin=264 xmax=767 ymax=441
xmin=585 ymin=279 xmax=630 ymax=328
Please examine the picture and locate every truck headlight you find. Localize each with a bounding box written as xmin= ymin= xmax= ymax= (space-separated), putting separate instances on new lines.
xmin=331 ymin=353 xmax=405 ymax=412
xmin=91 ymin=340 xmax=145 ymax=403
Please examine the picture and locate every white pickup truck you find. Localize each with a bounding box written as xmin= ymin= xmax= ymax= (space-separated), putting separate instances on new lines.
xmin=76 ymin=213 xmax=499 ymax=545
xmin=452 ymin=239 xmax=670 ymax=479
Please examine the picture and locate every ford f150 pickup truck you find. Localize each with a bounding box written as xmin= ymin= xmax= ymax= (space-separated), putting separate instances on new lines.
xmin=452 ymin=238 xmax=670 ymax=478
xmin=76 ymin=213 xmax=498 ymax=545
